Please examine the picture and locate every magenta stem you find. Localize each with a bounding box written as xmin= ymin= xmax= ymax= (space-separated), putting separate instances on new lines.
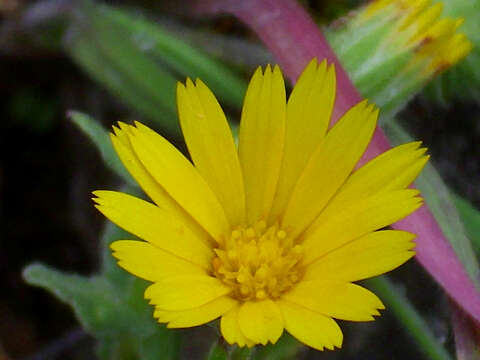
xmin=191 ymin=0 xmax=480 ymax=322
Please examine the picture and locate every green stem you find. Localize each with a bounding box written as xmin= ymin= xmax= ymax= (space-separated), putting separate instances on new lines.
xmin=366 ymin=276 xmax=453 ymax=360
xmin=206 ymin=339 xmax=228 ymax=360
xmin=206 ymin=339 xmax=257 ymax=360
xmin=230 ymin=346 xmax=256 ymax=360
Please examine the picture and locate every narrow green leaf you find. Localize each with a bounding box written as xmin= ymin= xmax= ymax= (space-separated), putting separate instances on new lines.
xmin=366 ymin=276 xmax=453 ymax=360
xmin=454 ymin=195 xmax=480 ymax=255
xmin=66 ymin=2 xmax=248 ymax=137
xmin=67 ymin=27 xmax=176 ymax=134
xmin=102 ymin=6 xmax=246 ymax=108
xmin=66 ymin=3 xmax=180 ymax=136
xmin=69 ymin=111 xmax=134 ymax=185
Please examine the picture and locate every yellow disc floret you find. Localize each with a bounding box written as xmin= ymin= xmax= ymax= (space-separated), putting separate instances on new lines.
xmin=212 ymin=221 xmax=304 ymax=301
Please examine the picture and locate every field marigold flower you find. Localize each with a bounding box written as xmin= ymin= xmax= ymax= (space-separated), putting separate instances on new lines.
xmin=93 ymin=59 xmax=428 ymax=350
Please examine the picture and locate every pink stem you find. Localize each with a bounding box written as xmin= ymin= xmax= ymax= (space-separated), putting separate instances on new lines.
xmin=191 ymin=0 xmax=480 ymax=322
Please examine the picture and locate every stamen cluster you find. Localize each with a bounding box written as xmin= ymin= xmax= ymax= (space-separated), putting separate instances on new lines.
xmin=212 ymin=221 xmax=304 ymax=301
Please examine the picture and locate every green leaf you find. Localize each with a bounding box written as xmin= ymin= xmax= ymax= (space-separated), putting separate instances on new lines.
xmin=23 ymin=221 xmax=180 ymax=359
xmin=67 ymin=24 xmax=177 ymax=134
xmin=206 ymin=341 xmax=228 ymax=360
xmin=69 ymin=111 xmax=134 ymax=185
xmin=22 ymin=183 xmax=181 ymax=359
xmin=230 ymin=347 xmax=256 ymax=360
xmin=366 ymin=276 xmax=453 ymax=360
xmin=23 ymin=263 xmax=179 ymax=359
xmin=98 ymin=185 xmax=144 ymax=281
xmin=96 ymin=336 xmax=137 ymax=360
xmin=23 ymin=264 xmax=131 ymax=336
xmin=66 ymin=2 xmax=180 ymax=136
xmin=454 ymin=195 xmax=480 ymax=255
xmin=102 ymin=6 xmax=246 ymax=109
xmin=99 ymin=221 xmax=136 ymax=291
xmin=135 ymin=329 xmax=182 ymax=360
xmin=65 ymin=2 xmax=247 ymax=136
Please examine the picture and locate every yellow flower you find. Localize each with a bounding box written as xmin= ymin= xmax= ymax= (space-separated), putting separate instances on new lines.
xmin=93 ymin=59 xmax=428 ymax=350
xmin=361 ymin=0 xmax=472 ymax=75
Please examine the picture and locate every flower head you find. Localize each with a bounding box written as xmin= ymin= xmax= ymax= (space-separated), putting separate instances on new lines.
xmin=360 ymin=0 xmax=472 ymax=75
xmin=327 ymin=0 xmax=472 ymax=117
xmin=93 ymin=59 xmax=428 ymax=350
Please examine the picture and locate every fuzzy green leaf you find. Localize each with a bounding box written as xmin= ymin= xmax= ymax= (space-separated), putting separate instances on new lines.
xmin=23 ymin=263 xmax=179 ymax=359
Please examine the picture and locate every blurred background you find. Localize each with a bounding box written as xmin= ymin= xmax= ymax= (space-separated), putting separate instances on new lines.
xmin=1 ymin=0 xmax=479 ymax=359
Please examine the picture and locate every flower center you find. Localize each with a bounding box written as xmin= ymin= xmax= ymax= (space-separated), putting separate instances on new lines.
xmin=212 ymin=221 xmax=304 ymax=301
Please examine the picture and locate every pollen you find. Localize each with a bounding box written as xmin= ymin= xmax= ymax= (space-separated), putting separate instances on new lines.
xmin=212 ymin=221 xmax=304 ymax=301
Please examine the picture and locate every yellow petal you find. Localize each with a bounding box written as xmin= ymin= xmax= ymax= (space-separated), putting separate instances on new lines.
xmin=409 ymin=2 xmax=443 ymax=44
xmin=177 ymin=79 xmax=245 ymax=226
xmin=93 ymin=191 xmax=213 ymax=269
xmin=111 ymin=240 xmax=206 ymax=281
xmin=237 ymin=300 xmax=284 ymax=345
xmin=269 ymin=59 xmax=336 ymax=222
xmin=127 ymin=122 xmax=229 ymax=241
xmin=399 ymin=0 xmax=431 ymax=31
xmin=282 ymin=100 xmax=378 ymax=238
xmin=330 ymin=141 xmax=428 ymax=207
xmin=111 ymin=124 xmax=210 ymax=244
xmin=303 ymin=230 xmax=416 ymax=282
xmin=145 ymin=275 xmax=231 ymax=311
xmin=283 ymin=281 xmax=384 ymax=321
xmin=239 ymin=65 xmax=286 ymax=224
xmin=301 ymin=189 xmax=422 ymax=265
xmin=278 ymin=300 xmax=343 ymax=351
xmin=154 ymin=296 xmax=237 ymax=328
xmin=221 ymin=305 xmax=255 ymax=348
